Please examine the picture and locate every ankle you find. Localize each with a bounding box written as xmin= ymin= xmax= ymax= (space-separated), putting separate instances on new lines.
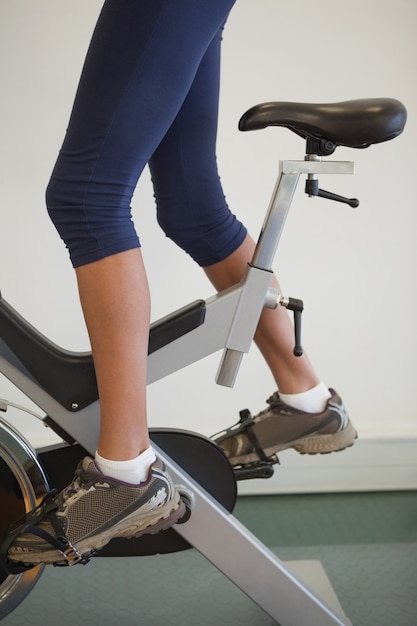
xmin=95 ymin=446 xmax=156 ymax=484
xmin=279 ymin=382 xmax=331 ymax=413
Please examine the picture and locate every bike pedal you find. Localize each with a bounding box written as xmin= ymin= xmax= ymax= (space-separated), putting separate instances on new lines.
xmin=233 ymin=460 xmax=277 ymax=481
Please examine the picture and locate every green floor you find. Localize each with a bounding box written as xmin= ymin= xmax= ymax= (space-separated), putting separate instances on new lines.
xmin=2 ymin=491 xmax=416 ymax=626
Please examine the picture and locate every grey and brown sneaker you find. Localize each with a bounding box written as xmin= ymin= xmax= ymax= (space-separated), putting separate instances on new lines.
xmin=213 ymin=388 xmax=357 ymax=467
xmin=4 ymin=456 xmax=185 ymax=568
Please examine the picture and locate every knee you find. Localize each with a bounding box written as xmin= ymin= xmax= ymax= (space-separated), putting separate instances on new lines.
xmin=45 ymin=175 xmax=68 ymax=235
xmin=156 ymin=196 xmax=246 ymax=266
xmin=45 ymin=174 xmax=80 ymax=245
xmin=156 ymin=201 xmax=193 ymax=251
xmin=45 ymin=175 xmax=140 ymax=267
xmin=45 ymin=176 xmax=62 ymax=226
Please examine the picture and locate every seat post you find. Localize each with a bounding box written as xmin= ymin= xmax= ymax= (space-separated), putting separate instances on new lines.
xmin=251 ymin=157 xmax=356 ymax=272
xmin=251 ymin=168 xmax=300 ymax=271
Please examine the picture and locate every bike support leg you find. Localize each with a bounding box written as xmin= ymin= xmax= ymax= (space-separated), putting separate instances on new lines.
xmin=155 ymin=444 xmax=351 ymax=626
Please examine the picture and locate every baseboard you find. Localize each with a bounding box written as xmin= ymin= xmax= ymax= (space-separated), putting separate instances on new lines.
xmin=29 ymin=430 xmax=417 ymax=496
xmin=237 ymin=436 xmax=417 ymax=495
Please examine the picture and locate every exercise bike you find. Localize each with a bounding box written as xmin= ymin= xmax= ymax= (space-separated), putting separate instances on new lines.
xmin=0 ymin=97 xmax=407 ymax=625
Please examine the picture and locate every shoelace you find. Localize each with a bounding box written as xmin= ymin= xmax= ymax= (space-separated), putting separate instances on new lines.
xmin=257 ymin=392 xmax=310 ymax=418
xmin=58 ymin=463 xmax=100 ymax=510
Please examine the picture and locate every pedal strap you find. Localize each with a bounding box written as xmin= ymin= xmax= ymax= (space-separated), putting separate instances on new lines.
xmin=238 ymin=409 xmax=271 ymax=464
xmin=213 ymin=408 xmax=278 ymax=466
xmin=1 ymin=491 xmax=91 ymax=574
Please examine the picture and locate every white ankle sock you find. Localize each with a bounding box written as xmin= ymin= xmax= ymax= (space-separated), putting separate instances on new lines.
xmin=279 ymin=382 xmax=331 ymax=413
xmin=95 ymin=446 xmax=156 ymax=484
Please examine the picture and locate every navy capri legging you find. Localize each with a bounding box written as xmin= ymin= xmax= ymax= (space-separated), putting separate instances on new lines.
xmin=46 ymin=0 xmax=246 ymax=268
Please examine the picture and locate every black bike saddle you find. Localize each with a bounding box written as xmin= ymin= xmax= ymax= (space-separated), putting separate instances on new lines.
xmin=239 ymin=98 xmax=407 ymax=149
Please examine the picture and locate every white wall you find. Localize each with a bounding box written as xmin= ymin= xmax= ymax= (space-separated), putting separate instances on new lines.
xmin=0 ymin=0 xmax=416 ymax=491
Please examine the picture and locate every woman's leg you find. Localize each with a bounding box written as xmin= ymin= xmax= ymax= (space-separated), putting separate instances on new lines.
xmin=46 ymin=0 xmax=235 ymax=465
xmin=205 ymin=236 xmax=358 ymax=465
xmin=149 ymin=15 xmax=357 ymax=465
xmin=7 ymin=0 xmax=238 ymax=566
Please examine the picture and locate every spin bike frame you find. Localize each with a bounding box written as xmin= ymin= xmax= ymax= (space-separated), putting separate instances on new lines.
xmin=0 ymin=153 xmax=354 ymax=625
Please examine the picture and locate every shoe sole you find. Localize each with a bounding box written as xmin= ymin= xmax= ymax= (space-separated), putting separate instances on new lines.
xmin=293 ymin=420 xmax=358 ymax=454
xmin=227 ymin=420 xmax=358 ymax=466
xmin=8 ymin=491 xmax=186 ymax=566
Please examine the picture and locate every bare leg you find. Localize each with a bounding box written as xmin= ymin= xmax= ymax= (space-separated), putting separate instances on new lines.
xmin=208 ymin=235 xmax=357 ymax=465
xmin=75 ymin=248 xmax=150 ymax=460
xmin=6 ymin=247 xmax=189 ymax=567
xmin=204 ymin=234 xmax=320 ymax=394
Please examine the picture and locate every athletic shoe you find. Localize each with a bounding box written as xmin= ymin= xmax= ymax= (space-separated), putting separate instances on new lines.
xmin=213 ymin=388 xmax=357 ymax=467
xmin=6 ymin=456 xmax=185 ymax=566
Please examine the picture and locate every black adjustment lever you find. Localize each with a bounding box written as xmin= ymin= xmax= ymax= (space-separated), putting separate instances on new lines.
xmin=281 ymin=297 xmax=303 ymax=357
xmin=305 ymin=178 xmax=359 ymax=208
